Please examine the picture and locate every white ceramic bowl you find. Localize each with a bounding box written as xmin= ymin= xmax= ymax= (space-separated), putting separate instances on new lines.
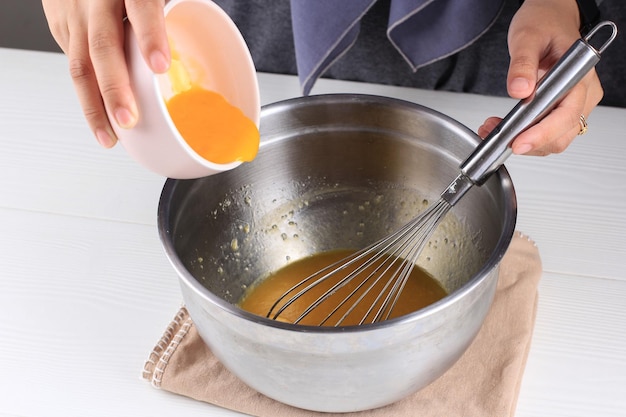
xmin=112 ymin=0 xmax=260 ymax=179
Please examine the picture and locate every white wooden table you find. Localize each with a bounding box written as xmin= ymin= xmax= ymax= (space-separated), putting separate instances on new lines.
xmin=1 ymin=47 xmax=625 ymax=416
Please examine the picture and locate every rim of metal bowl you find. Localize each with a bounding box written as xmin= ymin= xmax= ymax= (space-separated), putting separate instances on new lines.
xmin=157 ymin=93 xmax=517 ymax=334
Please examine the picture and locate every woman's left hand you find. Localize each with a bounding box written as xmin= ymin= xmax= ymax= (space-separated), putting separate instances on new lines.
xmin=478 ymin=0 xmax=603 ymax=156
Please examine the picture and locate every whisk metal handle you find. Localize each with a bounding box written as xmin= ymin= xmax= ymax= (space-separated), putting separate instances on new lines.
xmin=460 ymin=21 xmax=618 ymax=186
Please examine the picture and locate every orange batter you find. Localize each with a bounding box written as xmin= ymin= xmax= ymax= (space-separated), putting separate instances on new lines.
xmin=164 ymin=38 xmax=259 ymax=164
xmin=239 ymin=250 xmax=448 ymax=326
xmin=166 ymin=87 xmax=259 ymax=164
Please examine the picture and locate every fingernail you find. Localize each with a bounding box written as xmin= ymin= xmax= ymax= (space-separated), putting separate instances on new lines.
xmin=513 ymin=143 xmax=533 ymax=155
xmin=96 ymin=128 xmax=117 ymax=148
xmin=150 ymin=50 xmax=170 ymax=73
xmin=115 ymin=107 xmax=137 ymax=129
xmin=510 ymin=77 xmax=530 ymax=92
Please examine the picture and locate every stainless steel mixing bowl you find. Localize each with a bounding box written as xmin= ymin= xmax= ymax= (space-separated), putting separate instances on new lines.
xmin=158 ymin=94 xmax=517 ymax=412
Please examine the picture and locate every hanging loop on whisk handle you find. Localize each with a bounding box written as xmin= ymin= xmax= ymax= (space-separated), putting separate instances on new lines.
xmin=460 ymin=21 xmax=618 ymax=186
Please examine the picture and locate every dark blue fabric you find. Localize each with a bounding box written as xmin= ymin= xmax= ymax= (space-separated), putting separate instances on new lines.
xmin=387 ymin=0 xmax=504 ymax=68
xmin=290 ymin=0 xmax=377 ymax=95
xmin=291 ymin=0 xmax=504 ymax=94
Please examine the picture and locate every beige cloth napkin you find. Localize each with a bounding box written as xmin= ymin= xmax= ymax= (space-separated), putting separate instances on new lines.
xmin=143 ymin=231 xmax=541 ymax=417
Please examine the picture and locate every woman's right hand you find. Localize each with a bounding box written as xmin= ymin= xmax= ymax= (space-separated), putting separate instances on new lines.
xmin=42 ymin=0 xmax=171 ymax=148
xmin=477 ymin=0 xmax=603 ymax=156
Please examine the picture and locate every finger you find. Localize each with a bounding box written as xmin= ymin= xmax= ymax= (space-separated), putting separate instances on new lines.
xmin=125 ymin=0 xmax=170 ymax=73
xmin=506 ymin=30 xmax=543 ymax=100
xmin=511 ymin=85 xmax=587 ymax=155
xmin=477 ymin=117 xmax=502 ymax=139
xmin=512 ymin=68 xmax=603 ymax=156
xmin=66 ymin=14 xmax=118 ymax=148
xmin=42 ymin=0 xmax=71 ymax=54
xmin=478 ymin=111 xmax=577 ymax=156
xmin=512 ymin=114 xmax=578 ymax=155
xmin=88 ymin=0 xmax=138 ymax=131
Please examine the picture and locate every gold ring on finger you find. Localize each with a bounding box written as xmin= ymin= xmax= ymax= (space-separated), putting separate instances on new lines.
xmin=578 ymin=114 xmax=588 ymax=135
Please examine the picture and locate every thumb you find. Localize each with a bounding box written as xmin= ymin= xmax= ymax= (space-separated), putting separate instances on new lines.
xmin=507 ymin=42 xmax=540 ymax=100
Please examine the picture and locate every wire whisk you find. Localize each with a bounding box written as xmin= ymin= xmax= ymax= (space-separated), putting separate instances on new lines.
xmin=268 ymin=199 xmax=451 ymax=326
xmin=266 ymin=22 xmax=617 ymax=326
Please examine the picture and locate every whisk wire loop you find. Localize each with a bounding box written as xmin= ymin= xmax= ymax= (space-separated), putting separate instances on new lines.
xmin=377 ymin=200 xmax=451 ymax=321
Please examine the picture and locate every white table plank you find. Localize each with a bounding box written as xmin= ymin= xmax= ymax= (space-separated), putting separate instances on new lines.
xmin=518 ymin=272 xmax=626 ymax=417
xmin=0 ymin=208 xmax=245 ymax=417
xmin=0 ymin=49 xmax=164 ymax=224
